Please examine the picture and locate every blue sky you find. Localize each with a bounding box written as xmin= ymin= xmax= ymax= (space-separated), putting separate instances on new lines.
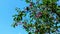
xmin=0 ymin=0 xmax=60 ymax=34
xmin=0 ymin=0 xmax=28 ymax=34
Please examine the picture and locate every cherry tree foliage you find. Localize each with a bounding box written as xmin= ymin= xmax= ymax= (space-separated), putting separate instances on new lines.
xmin=12 ymin=0 xmax=60 ymax=34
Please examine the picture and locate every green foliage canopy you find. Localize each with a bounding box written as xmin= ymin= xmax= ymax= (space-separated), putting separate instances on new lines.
xmin=12 ymin=0 xmax=60 ymax=34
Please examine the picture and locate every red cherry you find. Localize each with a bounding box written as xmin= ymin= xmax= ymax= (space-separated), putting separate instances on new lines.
xmin=36 ymin=14 xmax=39 ymax=18
xmin=18 ymin=22 xmax=22 ymax=25
xmin=35 ymin=29 xmax=40 ymax=32
xmin=38 ymin=12 xmax=42 ymax=15
xmin=30 ymin=3 xmax=32 ymax=6
xmin=36 ymin=12 xmax=42 ymax=18
xmin=30 ymin=2 xmax=33 ymax=8
xmin=23 ymin=22 xmax=27 ymax=24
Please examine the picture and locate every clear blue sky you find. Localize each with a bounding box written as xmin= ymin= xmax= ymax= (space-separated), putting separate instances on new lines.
xmin=0 ymin=0 xmax=60 ymax=34
xmin=0 ymin=0 xmax=28 ymax=34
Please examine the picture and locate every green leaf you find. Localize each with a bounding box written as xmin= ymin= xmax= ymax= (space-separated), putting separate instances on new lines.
xmin=25 ymin=0 xmax=30 ymax=3
xmin=12 ymin=23 xmax=17 ymax=28
xmin=28 ymin=32 xmax=32 ymax=34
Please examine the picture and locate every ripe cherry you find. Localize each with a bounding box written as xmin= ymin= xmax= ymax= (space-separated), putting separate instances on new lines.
xmin=18 ymin=22 xmax=22 ymax=25
xmin=30 ymin=2 xmax=33 ymax=6
xmin=36 ymin=12 xmax=42 ymax=18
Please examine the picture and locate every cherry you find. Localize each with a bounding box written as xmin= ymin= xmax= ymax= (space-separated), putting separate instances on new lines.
xmin=23 ymin=22 xmax=27 ymax=24
xmin=29 ymin=2 xmax=33 ymax=9
xmin=36 ymin=12 xmax=42 ymax=18
xmin=18 ymin=22 xmax=22 ymax=25
xmin=35 ymin=29 xmax=40 ymax=32
xmin=30 ymin=2 xmax=33 ymax=6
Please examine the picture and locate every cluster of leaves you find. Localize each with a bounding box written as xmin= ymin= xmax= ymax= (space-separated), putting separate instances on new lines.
xmin=12 ymin=0 xmax=60 ymax=34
